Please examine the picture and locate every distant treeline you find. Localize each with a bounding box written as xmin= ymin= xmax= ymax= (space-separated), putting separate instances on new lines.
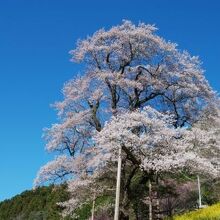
xmin=0 ymin=184 xmax=71 ymax=220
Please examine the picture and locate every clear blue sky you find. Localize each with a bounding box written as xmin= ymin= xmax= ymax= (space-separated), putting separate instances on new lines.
xmin=0 ymin=0 xmax=219 ymax=201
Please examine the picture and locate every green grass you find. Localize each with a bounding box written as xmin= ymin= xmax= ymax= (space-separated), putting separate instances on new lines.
xmin=174 ymin=203 xmax=220 ymax=220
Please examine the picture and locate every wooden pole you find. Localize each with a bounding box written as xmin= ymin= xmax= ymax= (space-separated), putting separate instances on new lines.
xmin=114 ymin=146 xmax=122 ymax=220
xmin=91 ymin=196 xmax=95 ymax=220
xmin=197 ymin=175 xmax=202 ymax=208
xmin=149 ymin=179 xmax=152 ymax=220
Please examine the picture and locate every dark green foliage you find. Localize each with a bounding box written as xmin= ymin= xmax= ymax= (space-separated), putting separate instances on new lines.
xmin=129 ymin=171 xmax=149 ymax=219
xmin=0 ymin=184 xmax=70 ymax=220
xmin=0 ymin=185 xmax=115 ymax=220
xmin=202 ymin=180 xmax=220 ymax=205
xmin=1 ymin=176 xmax=219 ymax=220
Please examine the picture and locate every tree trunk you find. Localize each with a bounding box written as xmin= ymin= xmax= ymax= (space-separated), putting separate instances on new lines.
xmin=155 ymin=198 xmax=160 ymax=220
xmin=119 ymin=211 xmax=129 ymax=220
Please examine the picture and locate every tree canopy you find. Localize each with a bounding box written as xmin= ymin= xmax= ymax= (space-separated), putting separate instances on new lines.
xmin=35 ymin=20 xmax=220 ymax=219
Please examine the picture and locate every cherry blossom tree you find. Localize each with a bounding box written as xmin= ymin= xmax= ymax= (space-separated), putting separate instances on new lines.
xmin=55 ymin=107 xmax=219 ymax=218
xmin=58 ymin=173 xmax=109 ymax=219
xmin=35 ymin=20 xmax=219 ymax=218
xmin=93 ymin=107 xmax=219 ymax=218
xmin=184 ymin=108 xmax=220 ymax=176
xmin=94 ymin=106 xmax=218 ymax=177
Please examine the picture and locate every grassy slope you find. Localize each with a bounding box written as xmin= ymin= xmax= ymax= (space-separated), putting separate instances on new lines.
xmin=174 ymin=203 xmax=220 ymax=220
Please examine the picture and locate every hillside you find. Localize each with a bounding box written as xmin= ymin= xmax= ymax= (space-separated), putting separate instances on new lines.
xmin=1 ymin=184 xmax=220 ymax=220
xmin=0 ymin=184 xmax=114 ymax=220
xmin=0 ymin=184 xmax=71 ymax=220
